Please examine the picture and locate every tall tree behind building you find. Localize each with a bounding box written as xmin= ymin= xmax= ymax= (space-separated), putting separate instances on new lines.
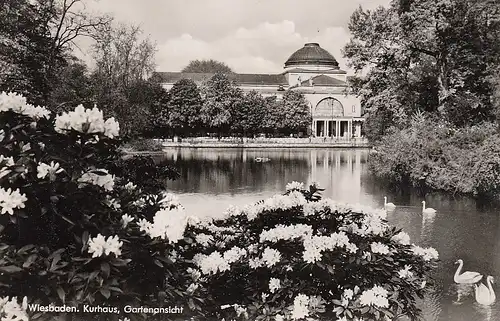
xmin=182 ymin=59 xmax=234 ymax=74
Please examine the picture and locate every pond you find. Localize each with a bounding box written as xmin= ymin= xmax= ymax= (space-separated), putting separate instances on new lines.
xmin=155 ymin=147 xmax=500 ymax=321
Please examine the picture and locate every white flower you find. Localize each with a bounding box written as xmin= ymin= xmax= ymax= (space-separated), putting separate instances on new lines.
xmin=0 ymin=296 xmax=29 ymax=321
xmin=36 ymin=161 xmax=64 ymax=180
xmin=195 ymin=252 xmax=230 ymax=275
xmin=124 ymin=182 xmax=137 ymax=191
xmin=259 ymin=224 xmax=313 ymax=243
xmin=411 ymin=245 xmax=439 ymax=261
xmin=105 ymin=196 xmax=121 ymax=210
xmin=285 ymin=181 xmax=304 ymax=191
xmin=54 ymin=104 xmax=119 ymax=138
xmin=341 ymin=288 xmax=354 ymax=307
xmin=275 ymin=314 xmax=284 ymax=321
xmin=359 ymin=285 xmax=389 ymax=308
xmin=158 ymin=192 xmax=182 ymax=208
xmin=121 ymin=214 xmax=134 ymax=228
xmin=370 ymin=242 xmax=390 ymax=255
xmin=391 ymin=231 xmax=410 ymax=245
xmin=187 ymin=268 xmax=201 ymax=281
xmin=223 ymin=247 xmax=247 ymax=263
xmin=261 ymin=247 xmax=281 ymax=267
xmin=302 ymin=232 xmax=354 ymax=263
xmin=398 ymin=265 xmax=414 ymax=279
xmin=0 ymin=155 xmax=14 ymax=179
xmin=291 ymin=294 xmax=309 ymax=320
xmin=187 ymin=283 xmax=199 ymax=294
xmin=0 ymin=92 xmax=50 ymax=120
xmin=269 ymin=278 xmax=281 ymax=293
xmin=0 ymin=188 xmax=28 ymax=215
xmin=78 ymin=169 xmax=115 ymax=191
xmin=140 ymin=207 xmax=188 ymax=243
xmin=88 ymin=234 xmax=122 ymax=258
xmin=195 ymin=233 xmax=213 ymax=246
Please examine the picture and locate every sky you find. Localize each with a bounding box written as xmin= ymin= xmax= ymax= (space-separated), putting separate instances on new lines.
xmin=77 ymin=0 xmax=390 ymax=75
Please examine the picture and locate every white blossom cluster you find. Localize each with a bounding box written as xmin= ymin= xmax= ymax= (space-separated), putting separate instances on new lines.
xmin=290 ymin=294 xmax=310 ymax=320
xmin=0 ymin=155 xmax=14 ymax=179
xmin=285 ymin=181 xmax=304 ymax=191
xmin=87 ymin=234 xmax=123 ymax=258
xmin=192 ymin=252 xmax=224 ymax=275
xmin=411 ymin=245 xmax=439 ymax=261
xmin=158 ymin=192 xmax=183 ymax=208
xmin=121 ymin=214 xmax=134 ymax=228
xmin=269 ymin=278 xmax=281 ymax=293
xmin=359 ymin=285 xmax=390 ymax=308
xmin=242 ymin=191 xmax=307 ymax=221
xmin=37 ymin=161 xmax=64 ymax=180
xmin=195 ymin=233 xmax=214 ymax=246
xmin=391 ymin=231 xmax=411 ymax=245
xmin=259 ymin=224 xmax=313 ymax=243
xmin=0 ymin=296 xmax=29 ymax=321
xmin=54 ymin=104 xmax=119 ymax=138
xmin=340 ymin=287 xmax=358 ymax=307
xmin=370 ymin=242 xmax=391 ymax=255
xmin=138 ymin=207 xmax=190 ymax=243
xmin=398 ymin=265 xmax=414 ymax=279
xmin=251 ymin=247 xmax=282 ymax=268
xmin=302 ymin=232 xmax=358 ymax=263
xmin=0 ymin=187 xmax=27 ymax=215
xmin=124 ymin=182 xmax=137 ymax=191
xmin=0 ymin=92 xmax=50 ymax=120
xmin=78 ymin=169 xmax=115 ymax=191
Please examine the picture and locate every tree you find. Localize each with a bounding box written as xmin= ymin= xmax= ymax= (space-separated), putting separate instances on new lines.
xmin=200 ymin=73 xmax=243 ymax=138
xmin=280 ymin=90 xmax=312 ymax=135
xmin=230 ymin=90 xmax=267 ymax=137
xmin=182 ymin=59 xmax=234 ymax=74
xmin=90 ymin=23 xmax=158 ymax=139
xmin=344 ymin=0 xmax=500 ymax=140
xmin=0 ymin=0 xmax=111 ymax=105
xmin=167 ymin=79 xmax=203 ymax=137
xmin=47 ymin=57 xmax=94 ymax=112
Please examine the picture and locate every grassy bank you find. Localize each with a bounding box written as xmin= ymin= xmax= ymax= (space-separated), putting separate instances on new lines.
xmin=368 ymin=120 xmax=500 ymax=199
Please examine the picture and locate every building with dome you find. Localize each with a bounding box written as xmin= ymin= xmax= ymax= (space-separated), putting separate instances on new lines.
xmin=154 ymin=43 xmax=364 ymax=138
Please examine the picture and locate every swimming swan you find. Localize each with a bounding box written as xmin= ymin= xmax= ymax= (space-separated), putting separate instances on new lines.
xmin=475 ymin=276 xmax=496 ymax=306
xmin=454 ymin=259 xmax=483 ymax=284
xmin=422 ymin=201 xmax=436 ymax=214
xmin=384 ymin=196 xmax=396 ymax=211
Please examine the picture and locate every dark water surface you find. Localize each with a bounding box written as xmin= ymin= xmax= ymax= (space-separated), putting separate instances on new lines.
xmin=156 ymin=148 xmax=500 ymax=321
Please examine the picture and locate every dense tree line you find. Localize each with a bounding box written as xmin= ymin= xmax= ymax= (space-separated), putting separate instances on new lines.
xmin=154 ymin=73 xmax=312 ymax=138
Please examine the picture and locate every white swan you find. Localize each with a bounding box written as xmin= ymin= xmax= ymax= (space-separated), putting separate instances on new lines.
xmin=475 ymin=276 xmax=496 ymax=306
xmin=422 ymin=201 xmax=436 ymax=214
xmin=384 ymin=196 xmax=396 ymax=211
xmin=454 ymin=259 xmax=483 ymax=284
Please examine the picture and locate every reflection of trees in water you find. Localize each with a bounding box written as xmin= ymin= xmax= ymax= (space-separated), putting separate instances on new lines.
xmin=156 ymin=154 xmax=309 ymax=194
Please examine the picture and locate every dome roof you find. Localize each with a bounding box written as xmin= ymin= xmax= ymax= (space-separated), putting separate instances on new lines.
xmin=284 ymin=43 xmax=339 ymax=68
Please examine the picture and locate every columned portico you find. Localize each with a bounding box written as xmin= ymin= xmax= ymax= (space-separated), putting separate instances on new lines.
xmin=312 ymin=118 xmax=363 ymax=138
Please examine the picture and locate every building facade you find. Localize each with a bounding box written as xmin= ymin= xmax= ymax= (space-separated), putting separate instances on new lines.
xmin=155 ymin=43 xmax=364 ymax=138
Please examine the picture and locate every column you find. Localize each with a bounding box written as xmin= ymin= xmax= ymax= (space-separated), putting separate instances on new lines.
xmin=326 ymin=121 xmax=330 ymax=138
xmin=312 ymin=120 xmax=316 ymax=137
xmin=355 ymin=122 xmax=361 ymax=138
xmin=348 ymin=120 xmax=352 ymax=139
xmin=336 ymin=120 xmax=340 ymax=138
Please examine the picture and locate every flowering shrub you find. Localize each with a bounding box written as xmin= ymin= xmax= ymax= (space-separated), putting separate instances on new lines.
xmin=182 ymin=182 xmax=438 ymax=321
xmin=0 ymin=92 xmax=201 ymax=320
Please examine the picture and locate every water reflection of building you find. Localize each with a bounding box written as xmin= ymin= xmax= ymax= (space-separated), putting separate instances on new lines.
xmin=155 ymin=43 xmax=364 ymax=138
xmin=309 ymin=149 xmax=364 ymax=203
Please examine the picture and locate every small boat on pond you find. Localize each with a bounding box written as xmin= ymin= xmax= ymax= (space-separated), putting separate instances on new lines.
xmin=255 ymin=157 xmax=271 ymax=163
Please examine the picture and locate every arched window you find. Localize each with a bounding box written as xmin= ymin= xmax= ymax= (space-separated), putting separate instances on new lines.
xmin=314 ymin=98 xmax=344 ymax=117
